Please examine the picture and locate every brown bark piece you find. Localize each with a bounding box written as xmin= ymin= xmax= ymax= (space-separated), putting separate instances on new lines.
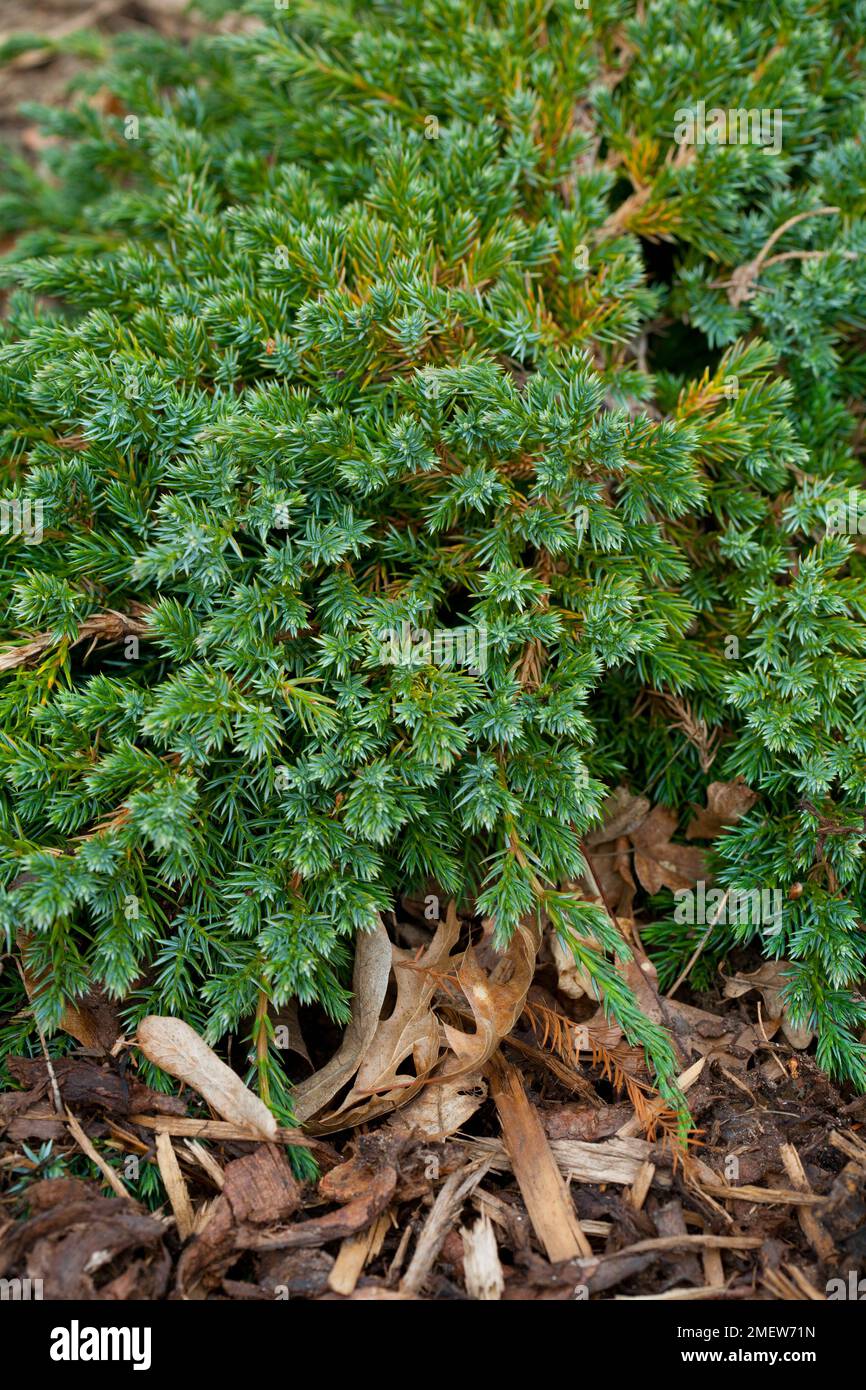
xmin=0 ymin=1185 xmax=169 ymax=1301
xmin=238 ymin=1166 xmax=397 ymax=1253
xmin=176 ymin=1143 xmax=301 ymax=1296
xmin=779 ymin=1143 xmax=836 ymax=1263
xmin=655 ymin=1199 xmax=702 ymax=1284
xmin=487 ymin=1053 xmax=591 ymax=1260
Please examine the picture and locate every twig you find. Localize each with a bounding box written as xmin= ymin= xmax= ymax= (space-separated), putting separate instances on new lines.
xmin=65 ymin=1106 xmax=135 ymax=1202
xmin=13 ymin=956 xmax=62 ymax=1114
xmin=155 ymin=1131 xmax=195 ymax=1240
xmin=400 ymin=1157 xmax=493 ymax=1295
xmin=713 ymin=206 xmax=847 ymax=306
xmin=780 ymin=1142 xmax=835 ymax=1263
xmin=668 ymin=889 xmax=730 ymax=997
xmin=0 ymin=609 xmax=149 ymax=673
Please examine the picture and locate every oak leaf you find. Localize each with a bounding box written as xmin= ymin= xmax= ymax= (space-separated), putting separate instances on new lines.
xmin=686 ymin=779 xmax=758 ymax=841
xmin=630 ymin=806 xmax=707 ymax=895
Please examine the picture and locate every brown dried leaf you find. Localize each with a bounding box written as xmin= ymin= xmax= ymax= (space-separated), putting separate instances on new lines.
xmin=581 ymin=835 xmax=637 ymax=917
xmin=630 ymin=806 xmax=707 ymax=894
xmin=619 ymin=954 xmax=666 ymax=1029
xmin=300 ymin=906 xmax=540 ymax=1135
xmin=686 ymin=779 xmax=758 ymax=841
xmin=387 ymin=1072 xmax=487 ymax=1140
xmin=291 ymin=914 xmax=393 ymax=1122
xmin=585 ymin=785 xmax=650 ymax=847
xmin=439 ymin=918 xmax=540 ymax=1081
xmin=16 ymin=931 xmax=119 ymax=1052
xmin=722 ymin=960 xmax=814 ymax=1049
xmin=136 ymin=1016 xmax=278 ymax=1140
xmin=308 ymin=906 xmax=463 ymax=1131
xmin=349 ymin=908 xmax=461 ymax=1095
xmin=549 ymin=927 xmax=595 ymax=1000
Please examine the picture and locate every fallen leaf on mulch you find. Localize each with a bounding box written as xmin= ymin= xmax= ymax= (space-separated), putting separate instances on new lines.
xmin=686 ymin=778 xmax=758 ymax=840
xmin=16 ymin=930 xmax=119 ymax=1052
xmin=0 ymin=1176 xmax=170 ymax=1300
xmin=299 ymin=904 xmax=540 ymax=1134
xmin=292 ymin=915 xmax=393 ymax=1122
xmin=630 ymin=807 xmax=707 ymax=894
xmin=326 ymin=908 xmax=461 ymax=1125
xmin=722 ymin=961 xmax=815 ymax=1049
xmin=440 ymin=918 xmax=540 ymax=1081
xmin=136 ymin=1015 xmax=278 ymax=1140
xmin=548 ymin=926 xmax=595 ymax=999
xmin=581 ymin=788 xmax=706 ymax=912
xmin=590 ymin=835 xmax=638 ymax=917
xmin=387 ymin=1072 xmax=487 ymax=1139
xmin=297 ymin=912 xmax=458 ymax=1132
xmin=585 ymin=786 xmax=651 ymax=846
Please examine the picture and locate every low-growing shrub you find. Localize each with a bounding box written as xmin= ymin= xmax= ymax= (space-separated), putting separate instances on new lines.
xmin=1 ymin=0 xmax=865 ymax=1114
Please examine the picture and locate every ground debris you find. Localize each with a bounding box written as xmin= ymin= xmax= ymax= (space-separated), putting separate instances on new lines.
xmin=2 ymin=908 xmax=864 ymax=1301
xmin=0 ymin=1177 xmax=170 ymax=1299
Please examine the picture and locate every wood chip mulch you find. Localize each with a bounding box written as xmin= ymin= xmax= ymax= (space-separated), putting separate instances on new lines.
xmin=2 ymin=947 xmax=865 ymax=1302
